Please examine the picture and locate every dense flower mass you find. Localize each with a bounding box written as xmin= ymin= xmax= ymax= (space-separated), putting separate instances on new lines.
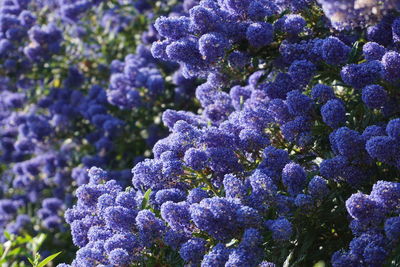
xmin=317 ymin=0 xmax=400 ymax=30
xmin=0 ymin=0 xmax=198 ymax=260
xmin=332 ymin=181 xmax=400 ymax=266
xmin=1 ymin=0 xmax=400 ymax=266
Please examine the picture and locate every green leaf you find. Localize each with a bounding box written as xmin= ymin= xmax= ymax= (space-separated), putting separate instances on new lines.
xmin=348 ymin=41 xmax=361 ymax=63
xmin=28 ymin=257 xmax=35 ymax=266
xmin=141 ymin=189 xmax=152 ymax=210
xmin=8 ymin=247 xmax=22 ymax=257
xmin=313 ymin=261 xmax=326 ymax=267
xmin=4 ymin=232 xmax=12 ymax=241
xmin=16 ymin=234 xmax=32 ymax=245
xmin=30 ymin=234 xmax=46 ymax=253
xmin=37 ymin=252 xmax=62 ymax=267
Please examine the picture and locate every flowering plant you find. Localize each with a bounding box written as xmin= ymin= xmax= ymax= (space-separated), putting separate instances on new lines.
xmin=1 ymin=0 xmax=400 ymax=266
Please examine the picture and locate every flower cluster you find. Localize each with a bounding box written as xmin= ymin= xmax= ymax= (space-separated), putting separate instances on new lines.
xmin=64 ymin=0 xmax=400 ymax=266
xmin=107 ymin=45 xmax=167 ymax=109
xmin=107 ymin=0 xmax=199 ymax=110
xmin=0 ymin=0 xmax=62 ymax=73
xmin=62 ymin=168 xmax=145 ymax=266
xmin=151 ymin=0 xmax=284 ymax=81
xmin=332 ymin=181 xmax=400 ymax=266
xmin=0 ymin=0 xmax=66 ymax=239
xmin=1 ymin=0 xmax=400 ymax=266
xmin=0 ymin=0 xmax=198 ymax=256
xmin=59 ymin=0 xmax=106 ymax=23
xmin=317 ymin=0 xmax=400 ymax=30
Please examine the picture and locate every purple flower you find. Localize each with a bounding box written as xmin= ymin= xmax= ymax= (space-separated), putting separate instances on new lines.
xmin=322 ymin=37 xmax=350 ymax=65
xmin=362 ymin=85 xmax=388 ymax=109
xmin=321 ymin=99 xmax=346 ymax=128
xmin=179 ymin=238 xmax=207 ymax=263
xmin=282 ymin=163 xmax=307 ymax=196
xmin=266 ymin=218 xmax=293 ymax=241
xmin=246 ymin=22 xmax=274 ymax=48
xmin=345 ymin=193 xmax=385 ymax=224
